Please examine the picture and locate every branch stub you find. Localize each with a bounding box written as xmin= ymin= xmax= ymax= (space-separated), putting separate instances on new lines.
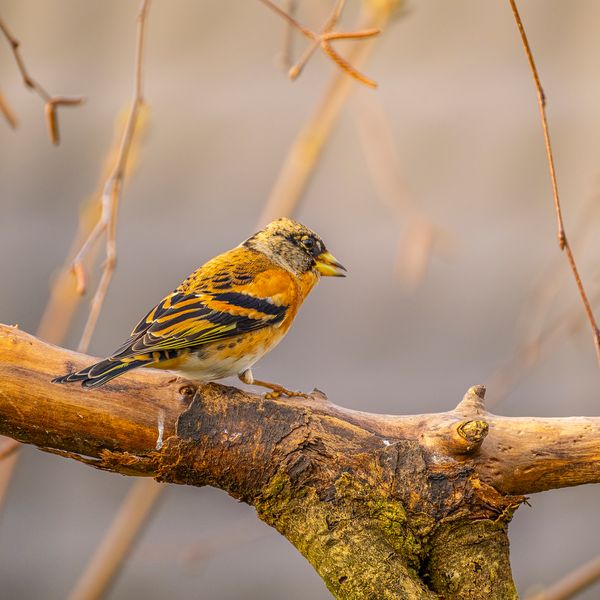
xmin=455 ymin=384 xmax=487 ymax=416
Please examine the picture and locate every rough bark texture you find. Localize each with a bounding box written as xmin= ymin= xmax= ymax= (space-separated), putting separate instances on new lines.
xmin=2 ymin=324 xmax=600 ymax=598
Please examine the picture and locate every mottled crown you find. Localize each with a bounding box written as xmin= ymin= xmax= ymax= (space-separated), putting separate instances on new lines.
xmin=243 ymin=218 xmax=327 ymax=275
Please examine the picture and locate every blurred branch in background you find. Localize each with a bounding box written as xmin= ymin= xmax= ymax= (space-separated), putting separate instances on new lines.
xmin=259 ymin=0 xmax=380 ymax=88
xmin=0 ymin=438 xmax=20 ymax=516
xmin=179 ymin=516 xmax=270 ymax=573
xmin=507 ymin=0 xmax=600 ymax=365
xmin=74 ymin=0 xmax=151 ymax=354
xmin=0 ymin=88 xmax=18 ymax=128
xmin=0 ymin=17 xmax=84 ymax=144
xmin=352 ymin=93 xmax=457 ymax=288
xmin=258 ymin=0 xmax=403 ymax=226
xmin=527 ymin=553 xmax=600 ymax=600
xmin=0 ymin=439 xmax=19 ymax=462
xmin=68 ymin=478 xmax=164 ymax=600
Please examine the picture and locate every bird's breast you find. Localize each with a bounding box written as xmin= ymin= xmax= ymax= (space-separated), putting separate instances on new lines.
xmin=161 ymin=326 xmax=289 ymax=381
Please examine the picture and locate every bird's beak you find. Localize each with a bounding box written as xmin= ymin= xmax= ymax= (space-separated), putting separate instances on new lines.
xmin=315 ymin=251 xmax=347 ymax=277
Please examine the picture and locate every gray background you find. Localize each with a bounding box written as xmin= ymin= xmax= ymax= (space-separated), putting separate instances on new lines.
xmin=2 ymin=0 xmax=600 ymax=598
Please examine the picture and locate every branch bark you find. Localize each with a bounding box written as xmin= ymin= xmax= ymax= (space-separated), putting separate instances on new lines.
xmin=2 ymin=324 xmax=600 ymax=598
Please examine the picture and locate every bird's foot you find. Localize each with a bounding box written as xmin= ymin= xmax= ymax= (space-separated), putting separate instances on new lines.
xmin=251 ymin=378 xmax=309 ymax=400
xmin=238 ymin=370 xmax=308 ymax=399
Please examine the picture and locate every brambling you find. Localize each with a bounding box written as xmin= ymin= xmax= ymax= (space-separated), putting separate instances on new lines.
xmin=53 ymin=218 xmax=346 ymax=397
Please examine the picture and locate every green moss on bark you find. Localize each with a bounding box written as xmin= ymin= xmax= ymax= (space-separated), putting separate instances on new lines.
xmin=256 ymin=471 xmax=437 ymax=599
xmin=427 ymin=520 xmax=517 ymax=599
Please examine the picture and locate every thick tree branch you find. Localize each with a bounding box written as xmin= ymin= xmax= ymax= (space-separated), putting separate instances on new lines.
xmin=2 ymin=324 xmax=600 ymax=598
xmin=1 ymin=324 xmax=599 ymax=494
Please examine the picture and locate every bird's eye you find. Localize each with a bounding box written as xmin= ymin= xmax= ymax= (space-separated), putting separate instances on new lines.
xmin=302 ymin=237 xmax=315 ymax=250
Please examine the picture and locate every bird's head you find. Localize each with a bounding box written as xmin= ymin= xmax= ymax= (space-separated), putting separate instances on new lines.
xmin=243 ymin=218 xmax=346 ymax=277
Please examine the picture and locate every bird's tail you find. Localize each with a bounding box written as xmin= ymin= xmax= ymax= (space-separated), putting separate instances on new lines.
xmin=52 ymin=355 xmax=153 ymax=388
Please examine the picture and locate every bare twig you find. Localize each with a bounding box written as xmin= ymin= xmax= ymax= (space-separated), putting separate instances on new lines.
xmin=68 ymin=479 xmax=164 ymax=600
xmin=0 ymin=17 xmax=84 ymax=144
xmin=259 ymin=0 xmax=380 ymax=87
xmin=37 ymin=107 xmax=149 ymax=345
xmin=74 ymin=0 xmax=151 ymax=354
xmin=527 ymin=553 xmax=600 ymax=600
xmin=257 ymin=2 xmax=398 ymax=225
xmin=508 ymin=0 xmax=600 ymax=364
xmin=286 ymin=0 xmax=346 ymax=81
xmin=0 ymin=88 xmax=18 ymax=128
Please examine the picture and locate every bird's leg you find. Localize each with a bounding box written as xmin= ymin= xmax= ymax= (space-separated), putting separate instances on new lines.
xmin=238 ymin=369 xmax=308 ymax=399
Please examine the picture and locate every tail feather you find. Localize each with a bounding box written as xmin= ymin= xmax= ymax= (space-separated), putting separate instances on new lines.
xmin=52 ymin=356 xmax=152 ymax=388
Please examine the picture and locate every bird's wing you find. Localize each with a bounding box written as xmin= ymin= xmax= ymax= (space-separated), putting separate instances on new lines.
xmin=111 ymin=250 xmax=297 ymax=359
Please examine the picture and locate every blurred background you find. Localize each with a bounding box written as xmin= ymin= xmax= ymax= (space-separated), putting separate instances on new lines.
xmin=2 ymin=0 xmax=600 ymax=598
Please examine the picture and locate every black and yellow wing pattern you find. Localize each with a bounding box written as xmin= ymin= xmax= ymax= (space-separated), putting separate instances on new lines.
xmin=53 ymin=249 xmax=294 ymax=387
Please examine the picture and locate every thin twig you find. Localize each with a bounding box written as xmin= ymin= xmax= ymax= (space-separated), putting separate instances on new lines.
xmin=259 ymin=0 xmax=380 ymax=88
xmin=257 ymin=2 xmax=397 ymax=225
xmin=527 ymin=553 xmax=600 ymax=600
xmin=0 ymin=17 xmax=84 ymax=144
xmin=287 ymin=0 xmax=346 ymax=80
xmin=68 ymin=479 xmax=164 ymax=600
xmin=75 ymin=0 xmax=151 ymax=354
xmin=508 ymin=0 xmax=600 ymax=364
xmin=37 ymin=107 xmax=149 ymax=344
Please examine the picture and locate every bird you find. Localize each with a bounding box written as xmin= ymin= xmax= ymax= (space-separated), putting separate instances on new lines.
xmin=52 ymin=217 xmax=346 ymax=397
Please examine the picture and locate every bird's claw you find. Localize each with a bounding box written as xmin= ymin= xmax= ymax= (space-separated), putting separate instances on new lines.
xmin=247 ymin=376 xmax=309 ymax=399
xmin=263 ymin=385 xmax=309 ymax=400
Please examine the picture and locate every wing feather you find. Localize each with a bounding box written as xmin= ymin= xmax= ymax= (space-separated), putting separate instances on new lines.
xmin=110 ymin=260 xmax=295 ymax=360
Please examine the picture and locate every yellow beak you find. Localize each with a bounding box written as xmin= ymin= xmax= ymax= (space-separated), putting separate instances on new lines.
xmin=315 ymin=251 xmax=347 ymax=277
